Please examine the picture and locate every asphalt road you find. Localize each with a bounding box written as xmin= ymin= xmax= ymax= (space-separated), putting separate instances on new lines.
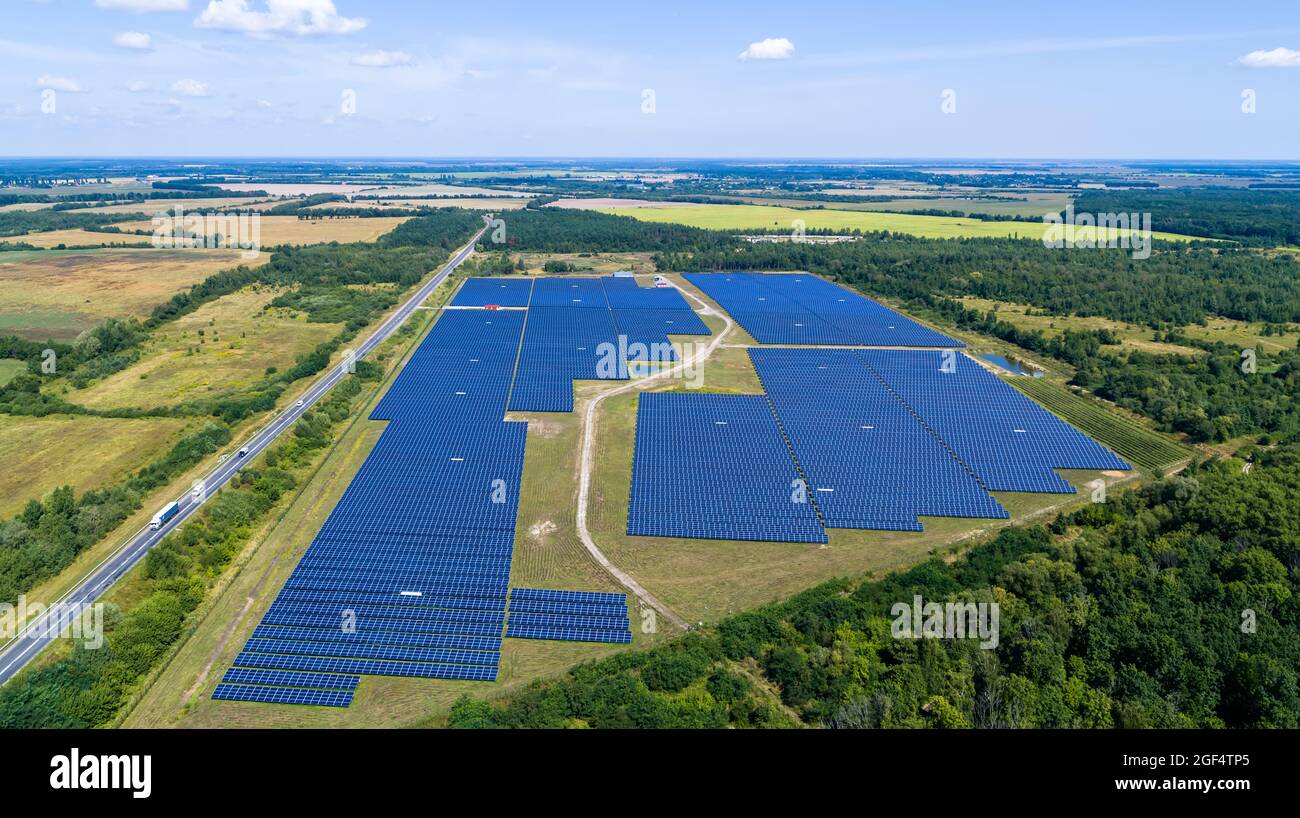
xmin=0 ymin=224 xmax=486 ymax=687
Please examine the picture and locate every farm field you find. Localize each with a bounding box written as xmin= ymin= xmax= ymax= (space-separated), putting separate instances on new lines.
xmin=0 ymin=247 xmax=268 ymax=341
xmin=114 ymin=215 xmax=412 ymax=246
xmin=70 ymin=287 xmax=343 ymax=411
xmin=0 ymin=228 xmax=151 ymax=248
xmin=598 ymin=203 xmax=1199 ymax=241
xmin=308 ymin=198 xmax=528 ymax=211
xmin=81 ymin=197 xmax=281 ymax=215
xmin=361 ymin=183 xmax=531 ymax=198
xmin=0 ymin=414 xmax=192 ymax=519
xmin=743 ymin=192 xmax=1074 ymax=218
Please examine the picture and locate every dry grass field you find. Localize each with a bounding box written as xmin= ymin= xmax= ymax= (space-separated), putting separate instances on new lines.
xmin=308 ymin=198 xmax=528 ymax=211
xmin=70 ymin=287 xmax=342 ymax=411
xmin=0 ymin=414 xmax=192 ymax=519
xmin=0 ymin=229 xmax=151 ymax=248
xmin=0 ymin=248 xmax=268 ymax=341
xmin=114 ymin=215 xmax=412 ymax=246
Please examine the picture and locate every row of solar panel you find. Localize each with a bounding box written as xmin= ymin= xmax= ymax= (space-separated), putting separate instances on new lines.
xmin=685 ymin=272 xmax=961 ymax=347
xmin=626 ymin=347 xmax=1130 ymax=541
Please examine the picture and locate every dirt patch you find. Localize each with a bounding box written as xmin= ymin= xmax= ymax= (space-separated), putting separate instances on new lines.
xmin=528 ymin=519 xmax=559 ymax=542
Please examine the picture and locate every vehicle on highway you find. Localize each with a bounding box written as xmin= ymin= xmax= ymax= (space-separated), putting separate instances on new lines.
xmin=296 ymin=399 xmax=305 ymax=407
xmin=150 ymin=501 xmax=180 ymax=531
xmin=238 ymin=447 xmax=249 ymax=457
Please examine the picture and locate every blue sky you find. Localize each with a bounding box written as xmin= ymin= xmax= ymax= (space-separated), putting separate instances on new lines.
xmin=1 ymin=0 xmax=1299 ymax=158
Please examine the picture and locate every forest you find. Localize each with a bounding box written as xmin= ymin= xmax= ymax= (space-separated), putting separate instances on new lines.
xmin=1070 ymin=188 xmax=1300 ymax=245
xmin=449 ymin=445 xmax=1300 ymax=729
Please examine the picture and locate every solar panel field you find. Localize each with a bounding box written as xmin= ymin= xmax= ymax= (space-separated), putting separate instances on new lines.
xmin=120 ymin=269 xmax=1166 ymax=720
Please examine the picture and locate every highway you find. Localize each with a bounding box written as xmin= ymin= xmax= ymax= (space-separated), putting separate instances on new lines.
xmin=0 ymin=224 xmax=486 ymax=687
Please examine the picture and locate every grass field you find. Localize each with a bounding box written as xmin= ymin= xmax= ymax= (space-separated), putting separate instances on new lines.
xmin=0 ymin=248 xmax=268 ymax=341
xmin=598 ymin=203 xmax=1199 ymax=242
xmin=957 ymin=296 xmax=1204 ymax=356
xmin=78 ymin=198 xmax=282 ymax=215
xmin=0 ymin=359 xmax=24 ymax=387
xmin=513 ymin=251 xmax=658 ymax=275
xmin=114 ymin=215 xmax=412 ymax=246
xmin=0 ymin=229 xmax=151 ymax=249
xmin=0 ymin=415 xmax=192 ymax=519
xmin=70 ymin=287 xmax=342 ymax=410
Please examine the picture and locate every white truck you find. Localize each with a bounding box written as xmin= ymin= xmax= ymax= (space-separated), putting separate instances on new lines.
xmin=150 ymin=501 xmax=180 ymax=531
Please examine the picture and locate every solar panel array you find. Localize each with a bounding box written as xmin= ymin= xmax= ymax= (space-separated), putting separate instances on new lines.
xmin=857 ymin=349 xmax=1132 ymax=492
xmin=450 ymin=276 xmax=535 ymax=308
xmin=684 ymin=272 xmax=961 ymax=347
xmin=506 ymin=588 xmax=632 ymax=643
xmin=751 ymin=347 xmax=1008 ymax=531
xmin=510 ymin=276 xmax=713 ymax=412
xmin=627 ymin=392 xmax=828 ymax=543
xmin=215 ymin=297 xmax=532 ymax=707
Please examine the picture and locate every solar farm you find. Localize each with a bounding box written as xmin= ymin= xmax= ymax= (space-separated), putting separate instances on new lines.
xmin=209 ymin=270 xmax=1129 ymax=709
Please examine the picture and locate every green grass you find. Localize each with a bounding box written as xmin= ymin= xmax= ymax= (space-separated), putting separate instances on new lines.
xmin=597 ymin=203 xmax=1201 ymax=242
xmin=0 ymin=359 xmax=24 ymax=387
xmin=1011 ymin=378 xmax=1192 ymax=472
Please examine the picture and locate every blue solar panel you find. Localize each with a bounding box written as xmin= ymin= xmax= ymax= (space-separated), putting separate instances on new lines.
xmin=211 ymin=683 xmax=353 ymax=707
xmin=505 ymin=624 xmax=632 ymax=644
xmin=511 ymin=587 xmax=628 ymax=604
xmin=234 ymin=652 xmax=498 ymax=681
xmin=451 ymin=277 xmax=534 ymax=307
xmin=750 ymin=347 xmax=1009 ymax=530
xmin=221 ymin=668 xmax=360 ymax=691
xmin=252 ymin=625 xmax=501 ymax=652
xmin=626 ymin=392 xmax=828 ymax=543
xmin=243 ymin=639 xmax=500 ymax=666
xmin=685 ymin=272 xmax=961 ymax=347
xmin=857 ymin=349 xmax=1131 ymax=492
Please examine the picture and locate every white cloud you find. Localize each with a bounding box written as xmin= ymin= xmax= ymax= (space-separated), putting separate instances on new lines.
xmin=37 ymin=74 xmax=85 ymax=92
xmin=125 ymin=80 xmax=150 ymax=92
xmin=738 ymin=37 xmax=794 ymax=61
xmin=195 ymin=0 xmax=367 ymax=38
xmin=1237 ymin=47 xmax=1300 ymax=68
xmin=114 ymin=31 xmax=153 ymax=50
xmin=257 ymin=98 xmax=273 ymax=108
xmin=95 ymin=0 xmax=189 ymax=11
xmin=171 ymin=78 xmax=210 ymax=96
xmin=350 ymin=49 xmax=414 ymax=67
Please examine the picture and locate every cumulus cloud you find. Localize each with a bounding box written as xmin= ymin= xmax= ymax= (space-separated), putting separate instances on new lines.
xmin=1237 ymin=47 xmax=1300 ymax=68
xmin=350 ymin=49 xmax=414 ymax=67
xmin=738 ymin=37 xmax=794 ymax=61
xmin=114 ymin=31 xmax=153 ymax=50
xmin=195 ymin=0 xmax=367 ymax=38
xmin=37 ymin=75 xmax=85 ymax=92
xmin=95 ymin=0 xmax=189 ymax=11
xmin=171 ymin=78 xmax=210 ymax=96
xmin=125 ymin=80 xmax=150 ymax=92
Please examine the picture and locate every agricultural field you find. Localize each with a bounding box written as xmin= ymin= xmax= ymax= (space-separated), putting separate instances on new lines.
xmin=308 ymin=198 xmax=528 ymax=211
xmin=114 ymin=215 xmax=413 ymax=246
xmin=747 ymin=192 xmax=1074 ymax=218
xmin=80 ymin=197 xmax=282 ymax=215
xmin=0 ymin=414 xmax=192 ymax=519
xmin=597 ymin=203 xmax=1198 ymax=241
xmin=0 ymin=248 xmax=268 ymax=341
xmin=69 ymin=287 xmax=343 ymax=411
xmin=0 ymin=228 xmax=150 ymax=248
xmin=362 ymin=183 xmax=531 ymax=198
